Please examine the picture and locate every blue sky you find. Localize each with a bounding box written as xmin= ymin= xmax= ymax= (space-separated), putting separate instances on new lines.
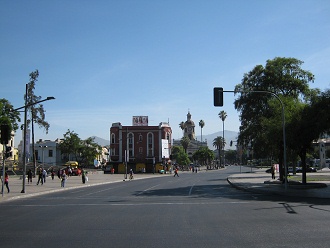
xmin=1 ymin=0 xmax=330 ymax=146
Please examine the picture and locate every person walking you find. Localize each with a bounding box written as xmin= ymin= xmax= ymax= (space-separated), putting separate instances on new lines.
xmin=36 ymin=168 xmax=43 ymax=185
xmin=51 ymin=169 xmax=55 ymax=180
xmin=27 ymin=169 xmax=33 ymax=184
xmin=61 ymin=171 xmax=67 ymax=187
xmin=129 ymin=169 xmax=134 ymax=180
xmin=174 ymin=168 xmax=179 ymax=177
xmin=1 ymin=172 xmax=10 ymax=193
xmin=81 ymin=169 xmax=87 ymax=184
xmin=42 ymin=168 xmax=47 ymax=183
xmin=271 ymin=164 xmax=276 ymax=180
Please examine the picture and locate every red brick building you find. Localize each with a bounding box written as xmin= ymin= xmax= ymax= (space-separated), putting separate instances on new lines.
xmin=109 ymin=121 xmax=172 ymax=173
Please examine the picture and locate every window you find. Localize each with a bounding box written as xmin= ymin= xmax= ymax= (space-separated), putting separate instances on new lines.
xmin=147 ymin=132 xmax=154 ymax=157
xmin=139 ymin=134 xmax=143 ymax=142
xmin=111 ymin=133 xmax=115 ymax=144
xmin=48 ymin=150 xmax=53 ymax=158
xmin=128 ymin=133 xmax=134 ymax=157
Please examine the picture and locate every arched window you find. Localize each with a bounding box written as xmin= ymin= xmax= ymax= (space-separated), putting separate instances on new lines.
xmin=147 ymin=132 xmax=154 ymax=157
xmin=128 ymin=133 xmax=134 ymax=157
xmin=111 ymin=133 xmax=115 ymax=144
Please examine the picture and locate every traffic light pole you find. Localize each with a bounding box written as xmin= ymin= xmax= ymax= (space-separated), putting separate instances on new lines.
xmin=1 ymin=144 xmax=5 ymax=197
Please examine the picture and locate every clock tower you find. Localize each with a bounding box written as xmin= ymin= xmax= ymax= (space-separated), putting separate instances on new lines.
xmin=184 ymin=111 xmax=195 ymax=140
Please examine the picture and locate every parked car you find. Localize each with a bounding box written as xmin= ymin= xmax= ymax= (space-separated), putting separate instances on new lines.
xmin=295 ymin=167 xmax=317 ymax=173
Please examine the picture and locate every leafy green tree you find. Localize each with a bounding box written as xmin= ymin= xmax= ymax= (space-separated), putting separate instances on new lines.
xmin=234 ymin=57 xmax=314 ymax=180
xmin=287 ymin=89 xmax=330 ymax=183
xmin=171 ymin=146 xmax=190 ymax=165
xmin=59 ymin=130 xmax=102 ymax=166
xmin=225 ymin=150 xmax=238 ymax=164
xmin=0 ymin=99 xmax=21 ymax=143
xmin=199 ymin=120 xmax=205 ymax=143
xmin=192 ymin=146 xmax=214 ymax=165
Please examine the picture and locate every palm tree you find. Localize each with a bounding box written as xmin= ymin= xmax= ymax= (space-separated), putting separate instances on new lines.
xmin=179 ymin=121 xmax=185 ymax=136
xmin=213 ymin=136 xmax=224 ymax=167
xmin=199 ymin=120 xmax=205 ymax=144
xmin=218 ymin=111 xmax=227 ymax=166
xmin=180 ymin=136 xmax=190 ymax=154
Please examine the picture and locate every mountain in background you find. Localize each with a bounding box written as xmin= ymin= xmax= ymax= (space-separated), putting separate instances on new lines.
xmin=91 ymin=136 xmax=110 ymax=147
xmin=92 ymin=130 xmax=239 ymax=151
xmin=195 ymin=130 xmax=238 ymax=151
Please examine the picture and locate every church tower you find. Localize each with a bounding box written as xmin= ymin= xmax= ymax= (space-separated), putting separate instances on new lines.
xmin=184 ymin=111 xmax=195 ymax=140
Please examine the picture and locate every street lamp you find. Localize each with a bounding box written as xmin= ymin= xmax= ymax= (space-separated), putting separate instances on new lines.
xmin=16 ymin=84 xmax=55 ymax=193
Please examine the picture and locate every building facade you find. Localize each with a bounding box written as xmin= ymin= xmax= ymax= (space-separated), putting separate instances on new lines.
xmin=173 ymin=111 xmax=207 ymax=159
xmin=109 ymin=121 xmax=172 ymax=173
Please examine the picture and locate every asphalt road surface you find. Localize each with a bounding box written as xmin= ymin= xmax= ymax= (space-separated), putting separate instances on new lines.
xmin=1 ymin=167 xmax=330 ymax=248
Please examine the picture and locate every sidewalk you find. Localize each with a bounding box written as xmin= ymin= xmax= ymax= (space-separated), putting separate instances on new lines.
xmin=227 ymin=168 xmax=330 ymax=199
xmin=0 ymin=170 xmax=164 ymax=203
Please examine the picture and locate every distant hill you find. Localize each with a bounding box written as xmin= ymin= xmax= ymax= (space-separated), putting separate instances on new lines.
xmin=195 ymin=130 xmax=238 ymax=150
xmin=91 ymin=136 xmax=110 ymax=147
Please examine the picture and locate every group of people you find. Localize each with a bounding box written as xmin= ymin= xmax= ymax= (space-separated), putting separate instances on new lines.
xmin=36 ymin=168 xmax=48 ymax=185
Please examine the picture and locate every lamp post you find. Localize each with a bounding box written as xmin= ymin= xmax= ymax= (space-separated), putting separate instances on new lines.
xmin=14 ymin=84 xmax=55 ymax=193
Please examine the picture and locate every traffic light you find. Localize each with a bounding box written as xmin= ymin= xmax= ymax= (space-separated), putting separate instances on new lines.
xmin=213 ymin=87 xmax=223 ymax=107
xmin=5 ymin=146 xmax=12 ymax=158
xmin=1 ymin=124 xmax=11 ymax=144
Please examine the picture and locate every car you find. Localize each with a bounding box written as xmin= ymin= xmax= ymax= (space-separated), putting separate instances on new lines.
xmin=295 ymin=167 xmax=317 ymax=173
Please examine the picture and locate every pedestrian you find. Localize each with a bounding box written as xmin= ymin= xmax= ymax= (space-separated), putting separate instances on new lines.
xmin=1 ymin=172 xmax=10 ymax=193
xmin=27 ymin=169 xmax=33 ymax=184
xmin=51 ymin=169 xmax=55 ymax=180
xmin=42 ymin=168 xmax=47 ymax=183
xmin=271 ymin=164 xmax=276 ymax=180
xmin=129 ymin=169 xmax=134 ymax=180
xmin=36 ymin=168 xmax=43 ymax=185
xmin=174 ymin=168 xmax=179 ymax=177
xmin=81 ymin=169 xmax=86 ymax=184
xmin=61 ymin=171 xmax=67 ymax=187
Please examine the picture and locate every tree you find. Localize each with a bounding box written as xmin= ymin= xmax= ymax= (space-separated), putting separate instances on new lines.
xmin=218 ymin=111 xmax=227 ymax=165
xmin=0 ymin=99 xmax=21 ymax=143
xmin=287 ymin=89 xmax=330 ymax=183
xmin=179 ymin=121 xmax=185 ymax=136
xmin=225 ymin=150 xmax=238 ymax=164
xmin=213 ymin=136 xmax=225 ymax=167
xmin=171 ymin=146 xmax=190 ymax=166
xmin=24 ymin=70 xmax=51 ymax=173
xmin=199 ymin=120 xmax=205 ymax=143
xmin=234 ymin=57 xmax=314 ymax=180
xmin=58 ymin=130 xmax=102 ymax=166
xmin=180 ymin=136 xmax=190 ymax=153
xmin=192 ymin=146 xmax=214 ymax=166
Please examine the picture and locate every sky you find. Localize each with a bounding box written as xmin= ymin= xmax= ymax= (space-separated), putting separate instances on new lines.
xmin=1 ymin=0 xmax=330 ymax=147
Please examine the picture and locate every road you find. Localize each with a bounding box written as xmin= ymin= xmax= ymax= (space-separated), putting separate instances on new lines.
xmin=1 ymin=167 xmax=330 ymax=248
